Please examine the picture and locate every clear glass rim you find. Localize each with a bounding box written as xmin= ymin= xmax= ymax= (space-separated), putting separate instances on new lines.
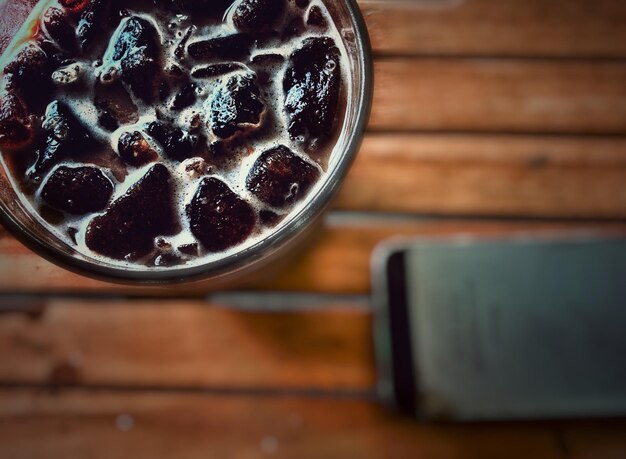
xmin=0 ymin=0 xmax=374 ymax=285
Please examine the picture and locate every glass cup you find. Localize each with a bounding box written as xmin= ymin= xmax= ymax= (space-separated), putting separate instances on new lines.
xmin=0 ymin=0 xmax=373 ymax=286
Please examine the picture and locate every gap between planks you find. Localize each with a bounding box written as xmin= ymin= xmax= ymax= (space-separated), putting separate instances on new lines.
xmin=0 ymin=291 xmax=372 ymax=312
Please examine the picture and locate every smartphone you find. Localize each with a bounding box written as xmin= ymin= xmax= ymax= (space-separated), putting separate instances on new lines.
xmin=372 ymin=234 xmax=626 ymax=421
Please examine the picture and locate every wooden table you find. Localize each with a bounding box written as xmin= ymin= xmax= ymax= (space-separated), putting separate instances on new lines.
xmin=1 ymin=1 xmax=626 ymax=457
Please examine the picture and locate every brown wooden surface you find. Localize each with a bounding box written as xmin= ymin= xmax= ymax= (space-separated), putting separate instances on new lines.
xmin=0 ymin=390 xmax=570 ymax=459
xmin=0 ymin=299 xmax=374 ymax=389
xmin=371 ymin=59 xmax=626 ymax=134
xmin=362 ymin=0 xmax=626 ymax=58
xmin=1 ymin=0 xmax=626 ymax=457
xmin=341 ymin=134 xmax=626 ymax=217
xmin=2 ymin=390 xmax=626 ymax=459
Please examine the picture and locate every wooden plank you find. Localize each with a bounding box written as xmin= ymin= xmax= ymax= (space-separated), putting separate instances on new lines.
xmin=371 ymin=59 xmax=626 ymax=134
xmin=0 ymin=390 xmax=566 ymax=459
xmin=337 ymin=134 xmax=626 ymax=218
xmin=0 ymin=299 xmax=373 ymax=389
xmin=361 ymin=0 xmax=626 ymax=58
xmin=2 ymin=220 xmax=622 ymax=295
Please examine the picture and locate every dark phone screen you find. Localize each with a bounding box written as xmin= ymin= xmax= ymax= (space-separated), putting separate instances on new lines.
xmin=383 ymin=237 xmax=626 ymax=420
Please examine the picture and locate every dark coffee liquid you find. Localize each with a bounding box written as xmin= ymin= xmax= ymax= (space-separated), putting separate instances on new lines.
xmin=0 ymin=0 xmax=348 ymax=267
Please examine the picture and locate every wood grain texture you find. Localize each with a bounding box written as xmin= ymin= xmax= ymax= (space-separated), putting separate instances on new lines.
xmin=0 ymin=390 xmax=565 ymax=459
xmin=2 ymin=220 xmax=621 ymax=295
xmin=0 ymin=299 xmax=374 ymax=389
xmin=371 ymin=59 xmax=626 ymax=134
xmin=361 ymin=0 xmax=626 ymax=58
xmin=338 ymin=134 xmax=626 ymax=218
